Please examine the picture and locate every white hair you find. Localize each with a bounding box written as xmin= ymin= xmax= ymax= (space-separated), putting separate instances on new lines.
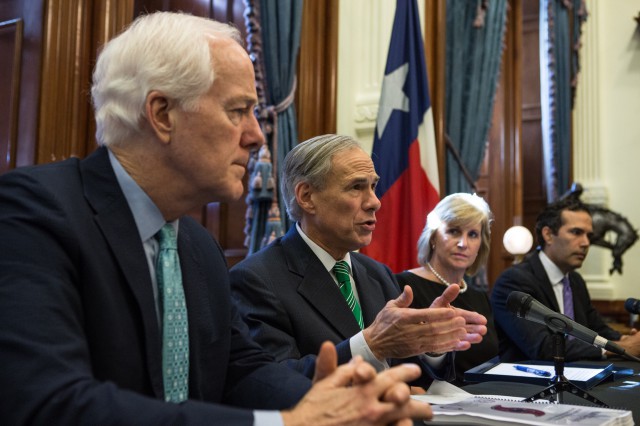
xmin=91 ymin=12 xmax=242 ymax=147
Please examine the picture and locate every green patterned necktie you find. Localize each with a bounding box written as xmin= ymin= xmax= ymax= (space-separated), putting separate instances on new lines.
xmin=156 ymin=224 xmax=189 ymax=403
xmin=333 ymin=260 xmax=364 ymax=329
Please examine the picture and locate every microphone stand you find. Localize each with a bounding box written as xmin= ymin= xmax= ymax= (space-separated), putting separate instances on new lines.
xmin=523 ymin=332 xmax=609 ymax=407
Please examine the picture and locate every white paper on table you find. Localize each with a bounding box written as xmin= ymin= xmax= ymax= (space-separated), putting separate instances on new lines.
xmin=485 ymin=362 xmax=606 ymax=382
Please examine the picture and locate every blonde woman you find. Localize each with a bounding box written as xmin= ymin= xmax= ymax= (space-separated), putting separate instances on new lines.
xmin=396 ymin=193 xmax=498 ymax=385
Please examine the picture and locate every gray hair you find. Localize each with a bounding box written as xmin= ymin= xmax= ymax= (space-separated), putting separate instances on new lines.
xmin=281 ymin=134 xmax=363 ymax=222
xmin=417 ymin=193 xmax=493 ymax=276
xmin=91 ymin=12 xmax=242 ymax=147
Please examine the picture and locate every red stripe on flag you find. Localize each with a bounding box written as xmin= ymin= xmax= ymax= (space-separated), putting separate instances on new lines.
xmin=361 ymin=139 xmax=439 ymax=273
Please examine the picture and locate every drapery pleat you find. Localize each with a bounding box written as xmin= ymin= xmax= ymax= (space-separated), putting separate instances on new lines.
xmin=244 ymin=0 xmax=303 ymax=254
xmin=540 ymin=0 xmax=587 ymax=202
xmin=444 ymin=0 xmax=508 ymax=194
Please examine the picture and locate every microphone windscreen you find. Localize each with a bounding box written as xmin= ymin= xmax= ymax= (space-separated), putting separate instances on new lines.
xmin=625 ymin=298 xmax=640 ymax=314
xmin=506 ymin=291 xmax=532 ymax=318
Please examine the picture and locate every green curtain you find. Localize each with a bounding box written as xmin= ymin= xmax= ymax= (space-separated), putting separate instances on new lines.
xmin=244 ymin=0 xmax=303 ymax=254
xmin=540 ymin=0 xmax=588 ymax=202
xmin=444 ymin=0 xmax=508 ymax=194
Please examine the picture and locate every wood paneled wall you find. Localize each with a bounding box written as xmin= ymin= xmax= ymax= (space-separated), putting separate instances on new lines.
xmin=0 ymin=0 xmax=133 ymax=172
xmin=0 ymin=17 xmax=22 ymax=173
xmin=1 ymin=0 xmax=44 ymax=171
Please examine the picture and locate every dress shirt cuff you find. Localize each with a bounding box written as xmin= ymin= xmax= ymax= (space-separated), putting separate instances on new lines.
xmin=350 ymin=331 xmax=390 ymax=372
xmin=423 ymin=352 xmax=447 ymax=368
xmin=254 ymin=410 xmax=284 ymax=426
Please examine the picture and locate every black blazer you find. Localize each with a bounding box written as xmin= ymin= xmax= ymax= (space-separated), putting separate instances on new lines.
xmin=490 ymin=251 xmax=621 ymax=362
xmin=230 ymin=226 xmax=455 ymax=385
xmin=0 ymin=147 xmax=310 ymax=425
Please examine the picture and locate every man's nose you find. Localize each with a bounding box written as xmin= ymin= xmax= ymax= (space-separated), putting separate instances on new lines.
xmin=365 ymin=188 xmax=381 ymax=212
xmin=242 ymin=113 xmax=265 ymax=152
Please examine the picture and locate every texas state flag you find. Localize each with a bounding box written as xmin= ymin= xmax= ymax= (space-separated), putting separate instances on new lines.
xmin=360 ymin=0 xmax=440 ymax=273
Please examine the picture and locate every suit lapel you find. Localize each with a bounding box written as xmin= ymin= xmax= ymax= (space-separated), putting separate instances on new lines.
xmin=529 ymin=252 xmax=561 ymax=312
xmin=177 ymin=222 xmax=221 ymax=343
xmin=283 ymin=227 xmax=362 ymax=338
xmin=351 ymin=258 xmax=387 ymax=326
xmin=80 ymin=148 xmax=163 ymax=397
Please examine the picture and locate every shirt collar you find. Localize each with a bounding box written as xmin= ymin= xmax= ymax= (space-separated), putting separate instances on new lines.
xmin=108 ymin=149 xmax=171 ymax=241
xmin=539 ymin=250 xmax=565 ymax=286
xmin=296 ymin=222 xmax=352 ymax=273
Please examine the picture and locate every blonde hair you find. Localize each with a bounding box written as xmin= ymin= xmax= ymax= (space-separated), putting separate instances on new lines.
xmin=417 ymin=193 xmax=493 ymax=276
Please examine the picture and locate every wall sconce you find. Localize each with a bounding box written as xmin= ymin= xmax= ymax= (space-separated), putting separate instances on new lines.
xmin=503 ymin=225 xmax=534 ymax=264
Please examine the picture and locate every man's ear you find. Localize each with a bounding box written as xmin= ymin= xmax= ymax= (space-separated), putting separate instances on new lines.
xmin=295 ymin=182 xmax=316 ymax=214
xmin=145 ymin=90 xmax=173 ymax=144
xmin=541 ymin=226 xmax=554 ymax=245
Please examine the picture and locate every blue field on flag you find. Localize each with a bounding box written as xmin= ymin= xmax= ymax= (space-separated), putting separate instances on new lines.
xmin=361 ymin=0 xmax=440 ymax=273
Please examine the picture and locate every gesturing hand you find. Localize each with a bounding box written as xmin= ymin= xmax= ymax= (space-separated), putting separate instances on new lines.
xmin=363 ymin=285 xmax=487 ymax=359
xmin=430 ymin=284 xmax=488 ymax=351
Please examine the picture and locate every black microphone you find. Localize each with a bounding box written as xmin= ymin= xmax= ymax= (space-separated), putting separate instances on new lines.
xmin=506 ymin=291 xmax=627 ymax=356
xmin=625 ymin=298 xmax=640 ymax=315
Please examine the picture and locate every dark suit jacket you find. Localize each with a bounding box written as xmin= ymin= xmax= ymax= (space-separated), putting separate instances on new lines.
xmin=490 ymin=251 xmax=621 ymax=362
xmin=230 ymin=226 xmax=454 ymax=385
xmin=0 ymin=147 xmax=310 ymax=425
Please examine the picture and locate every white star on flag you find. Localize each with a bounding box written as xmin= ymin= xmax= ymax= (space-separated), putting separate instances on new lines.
xmin=376 ymin=63 xmax=409 ymax=139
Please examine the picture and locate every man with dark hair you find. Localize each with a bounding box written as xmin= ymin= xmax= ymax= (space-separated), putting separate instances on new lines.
xmin=491 ymin=198 xmax=640 ymax=362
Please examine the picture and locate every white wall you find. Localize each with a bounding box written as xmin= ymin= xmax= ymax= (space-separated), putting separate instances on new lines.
xmin=575 ymin=0 xmax=640 ymax=300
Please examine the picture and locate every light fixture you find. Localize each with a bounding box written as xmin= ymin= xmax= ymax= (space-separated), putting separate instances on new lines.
xmin=503 ymin=225 xmax=534 ymax=264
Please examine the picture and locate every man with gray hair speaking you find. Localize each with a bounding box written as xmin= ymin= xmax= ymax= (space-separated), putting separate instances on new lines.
xmin=231 ymin=134 xmax=488 ymax=386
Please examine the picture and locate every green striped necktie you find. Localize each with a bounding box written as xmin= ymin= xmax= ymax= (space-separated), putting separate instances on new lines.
xmin=333 ymin=260 xmax=364 ymax=329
